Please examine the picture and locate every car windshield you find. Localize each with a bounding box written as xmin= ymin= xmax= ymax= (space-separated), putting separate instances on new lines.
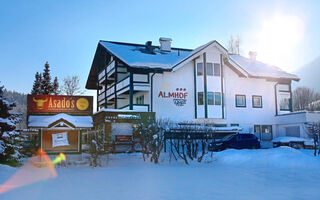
xmin=222 ymin=134 xmax=236 ymax=141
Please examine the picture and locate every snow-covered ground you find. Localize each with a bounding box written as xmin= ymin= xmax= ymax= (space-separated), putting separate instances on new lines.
xmin=1 ymin=147 xmax=320 ymax=200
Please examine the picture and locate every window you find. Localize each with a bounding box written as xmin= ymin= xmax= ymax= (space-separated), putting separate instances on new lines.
xmin=280 ymin=97 xmax=290 ymax=111
xmin=261 ymin=125 xmax=272 ymax=134
xmin=208 ymin=92 xmax=214 ymax=105
xmin=206 ymin=92 xmax=221 ymax=106
xmin=214 ymin=92 xmax=222 ymax=105
xmin=136 ymin=95 xmax=144 ymax=104
xmin=252 ymin=95 xmax=262 ymax=108
xmin=235 ymin=95 xmax=246 ymax=107
xmin=231 ymin=124 xmax=239 ymax=127
xmin=214 ymin=63 xmax=220 ymax=76
xmin=198 ymin=92 xmax=204 ymax=105
xmin=206 ymin=63 xmax=213 ymax=76
xmin=197 ymin=63 xmax=217 ymax=76
xmin=197 ymin=63 xmax=203 ymax=76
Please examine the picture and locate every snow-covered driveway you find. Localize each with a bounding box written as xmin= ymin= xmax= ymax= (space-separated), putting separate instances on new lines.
xmin=1 ymin=147 xmax=320 ymax=200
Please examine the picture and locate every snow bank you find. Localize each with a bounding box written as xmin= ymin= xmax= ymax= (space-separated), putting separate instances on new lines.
xmin=1 ymin=149 xmax=320 ymax=200
xmin=0 ymin=164 xmax=15 ymax=171
xmin=214 ymin=147 xmax=320 ymax=168
xmin=272 ymin=136 xmax=310 ymax=143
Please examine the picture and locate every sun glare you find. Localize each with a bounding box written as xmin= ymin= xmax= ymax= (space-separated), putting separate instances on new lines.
xmin=256 ymin=15 xmax=304 ymax=71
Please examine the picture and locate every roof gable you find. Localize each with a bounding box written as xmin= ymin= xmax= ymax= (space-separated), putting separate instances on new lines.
xmin=48 ymin=119 xmax=76 ymax=129
xmin=171 ymin=40 xmax=229 ymax=71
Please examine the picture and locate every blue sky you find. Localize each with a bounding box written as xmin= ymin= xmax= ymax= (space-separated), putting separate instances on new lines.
xmin=0 ymin=0 xmax=319 ymax=95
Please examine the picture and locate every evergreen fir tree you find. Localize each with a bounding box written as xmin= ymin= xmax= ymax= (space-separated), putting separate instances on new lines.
xmin=53 ymin=77 xmax=59 ymax=95
xmin=0 ymin=85 xmax=22 ymax=164
xmin=38 ymin=73 xmax=43 ymax=94
xmin=31 ymin=72 xmax=41 ymax=94
xmin=41 ymin=62 xmax=53 ymax=95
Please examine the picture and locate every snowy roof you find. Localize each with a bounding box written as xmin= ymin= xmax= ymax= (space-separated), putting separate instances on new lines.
xmin=101 ymin=41 xmax=299 ymax=81
xmin=28 ymin=113 xmax=93 ymax=128
xmin=229 ymin=54 xmax=299 ymax=81
xmin=86 ymin=39 xmax=299 ymax=89
xmin=100 ymin=41 xmax=192 ymax=70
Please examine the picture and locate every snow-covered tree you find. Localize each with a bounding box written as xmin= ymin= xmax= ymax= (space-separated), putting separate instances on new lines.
xmin=0 ymin=85 xmax=22 ymax=164
xmin=31 ymin=62 xmax=59 ymax=95
xmin=88 ymin=129 xmax=105 ymax=167
xmin=31 ymin=72 xmax=41 ymax=94
xmin=304 ymin=122 xmax=320 ymax=156
xmin=134 ymin=118 xmax=168 ymax=163
xmin=53 ymin=77 xmax=60 ymax=95
xmin=41 ymin=62 xmax=53 ymax=94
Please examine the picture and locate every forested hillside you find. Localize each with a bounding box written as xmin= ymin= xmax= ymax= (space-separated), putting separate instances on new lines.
xmin=3 ymin=89 xmax=27 ymax=129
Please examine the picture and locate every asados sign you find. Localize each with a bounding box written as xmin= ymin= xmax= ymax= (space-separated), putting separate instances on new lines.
xmin=27 ymin=94 xmax=93 ymax=115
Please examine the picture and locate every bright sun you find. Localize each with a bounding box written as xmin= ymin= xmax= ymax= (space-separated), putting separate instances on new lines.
xmin=256 ymin=15 xmax=304 ymax=71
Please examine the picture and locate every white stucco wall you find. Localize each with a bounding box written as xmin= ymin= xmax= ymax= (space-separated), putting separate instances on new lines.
xmin=152 ymin=62 xmax=195 ymax=122
xmin=148 ymin=45 xmax=304 ymax=139
xmin=224 ymin=64 xmax=277 ymax=128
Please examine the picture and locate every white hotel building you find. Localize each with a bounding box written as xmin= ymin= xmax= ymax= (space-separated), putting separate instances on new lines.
xmin=86 ymin=38 xmax=319 ymax=140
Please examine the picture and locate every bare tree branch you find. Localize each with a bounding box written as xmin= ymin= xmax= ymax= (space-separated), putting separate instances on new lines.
xmin=61 ymin=75 xmax=84 ymax=96
xmin=293 ymin=87 xmax=320 ymax=111
xmin=227 ymin=35 xmax=241 ymax=55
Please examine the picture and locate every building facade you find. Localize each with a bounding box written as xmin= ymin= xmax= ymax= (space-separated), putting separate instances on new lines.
xmin=86 ymin=38 xmax=309 ymax=140
xmin=27 ymin=95 xmax=93 ymax=153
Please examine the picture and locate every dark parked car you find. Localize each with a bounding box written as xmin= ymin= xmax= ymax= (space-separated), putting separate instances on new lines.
xmin=208 ymin=133 xmax=260 ymax=151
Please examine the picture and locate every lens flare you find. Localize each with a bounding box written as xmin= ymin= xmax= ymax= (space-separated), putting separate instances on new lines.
xmin=52 ymin=153 xmax=66 ymax=165
xmin=0 ymin=149 xmax=66 ymax=194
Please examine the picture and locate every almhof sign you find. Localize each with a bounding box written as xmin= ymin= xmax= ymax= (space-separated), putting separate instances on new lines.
xmin=27 ymin=94 xmax=93 ymax=115
xmin=158 ymin=88 xmax=188 ymax=106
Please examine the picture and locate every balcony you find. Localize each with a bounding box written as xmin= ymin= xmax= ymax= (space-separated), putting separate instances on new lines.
xmin=106 ymin=85 xmax=115 ymax=97
xmin=98 ymin=73 xmax=150 ymax=106
xmin=98 ymin=70 xmax=105 ymax=80
xmin=106 ymin=60 xmax=115 ymax=76
xmin=98 ymin=91 xmax=105 ymax=102
xmin=115 ymin=74 xmax=150 ymax=96
xmin=98 ymin=70 xmax=106 ymax=84
xmin=116 ymin=76 xmax=130 ymax=94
